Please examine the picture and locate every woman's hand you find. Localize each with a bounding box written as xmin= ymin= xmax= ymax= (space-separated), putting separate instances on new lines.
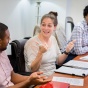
xmin=39 ymin=44 xmax=48 ymax=54
xmin=66 ymin=39 xmax=76 ymax=53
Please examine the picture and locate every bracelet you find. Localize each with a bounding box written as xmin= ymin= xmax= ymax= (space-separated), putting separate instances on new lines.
xmin=63 ymin=51 xmax=70 ymax=55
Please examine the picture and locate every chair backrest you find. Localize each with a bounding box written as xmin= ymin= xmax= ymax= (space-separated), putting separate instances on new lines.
xmin=33 ymin=25 xmax=41 ymax=36
xmin=9 ymin=37 xmax=31 ymax=73
xmin=54 ymin=27 xmax=67 ymax=53
xmin=65 ymin=16 xmax=74 ymax=32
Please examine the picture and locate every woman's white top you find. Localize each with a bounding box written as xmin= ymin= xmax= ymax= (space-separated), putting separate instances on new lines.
xmin=24 ymin=35 xmax=61 ymax=76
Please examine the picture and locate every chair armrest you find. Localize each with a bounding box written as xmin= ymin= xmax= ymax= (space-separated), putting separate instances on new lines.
xmin=18 ymin=72 xmax=32 ymax=76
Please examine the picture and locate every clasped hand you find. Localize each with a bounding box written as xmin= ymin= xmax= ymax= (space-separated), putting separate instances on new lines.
xmin=28 ymin=72 xmax=51 ymax=85
xmin=39 ymin=44 xmax=48 ymax=53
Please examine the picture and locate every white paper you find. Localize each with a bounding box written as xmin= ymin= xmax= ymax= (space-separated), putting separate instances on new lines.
xmin=63 ymin=60 xmax=88 ymax=69
xmin=52 ymin=76 xmax=84 ymax=86
xmin=80 ymin=55 xmax=88 ymax=61
xmin=55 ymin=66 xmax=88 ymax=77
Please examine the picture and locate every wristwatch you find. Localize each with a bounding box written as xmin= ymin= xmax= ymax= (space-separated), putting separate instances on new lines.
xmin=63 ymin=51 xmax=70 ymax=55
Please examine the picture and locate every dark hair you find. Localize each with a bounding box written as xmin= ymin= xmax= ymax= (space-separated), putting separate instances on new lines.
xmin=83 ymin=5 xmax=88 ymax=18
xmin=0 ymin=23 xmax=8 ymax=39
xmin=40 ymin=14 xmax=56 ymax=26
xmin=48 ymin=11 xmax=58 ymax=26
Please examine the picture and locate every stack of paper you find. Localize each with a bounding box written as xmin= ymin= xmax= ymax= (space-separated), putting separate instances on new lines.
xmin=80 ymin=55 xmax=88 ymax=61
xmin=54 ymin=60 xmax=88 ymax=77
xmin=52 ymin=76 xmax=84 ymax=86
xmin=63 ymin=60 xmax=88 ymax=69
xmin=54 ymin=66 xmax=88 ymax=77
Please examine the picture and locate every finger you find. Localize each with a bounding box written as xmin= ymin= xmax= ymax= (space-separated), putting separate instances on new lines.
xmin=42 ymin=79 xmax=52 ymax=84
xmin=34 ymin=75 xmax=41 ymax=79
xmin=36 ymin=71 xmax=43 ymax=75
xmin=40 ymin=76 xmax=48 ymax=80
xmin=44 ymin=44 xmax=48 ymax=50
xmin=72 ymin=39 xmax=76 ymax=43
xmin=44 ymin=43 xmax=48 ymax=47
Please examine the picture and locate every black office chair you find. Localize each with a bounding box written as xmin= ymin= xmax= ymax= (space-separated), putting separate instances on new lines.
xmin=9 ymin=37 xmax=31 ymax=75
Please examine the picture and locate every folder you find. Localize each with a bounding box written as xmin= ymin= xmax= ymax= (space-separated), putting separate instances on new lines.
xmin=39 ymin=81 xmax=70 ymax=88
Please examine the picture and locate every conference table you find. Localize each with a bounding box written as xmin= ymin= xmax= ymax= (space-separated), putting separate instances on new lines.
xmin=35 ymin=53 xmax=88 ymax=88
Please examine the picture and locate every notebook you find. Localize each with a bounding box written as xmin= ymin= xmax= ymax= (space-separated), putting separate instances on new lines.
xmin=39 ymin=81 xmax=70 ymax=88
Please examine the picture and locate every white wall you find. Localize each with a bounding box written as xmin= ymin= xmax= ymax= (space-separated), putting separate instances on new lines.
xmin=67 ymin=0 xmax=88 ymax=24
xmin=0 ymin=0 xmax=88 ymax=54
xmin=1 ymin=0 xmax=32 ymax=40
xmin=0 ymin=0 xmax=31 ymax=54
xmin=25 ymin=0 xmax=67 ymax=37
xmin=65 ymin=0 xmax=88 ymax=40
xmin=0 ymin=0 xmax=67 ymax=39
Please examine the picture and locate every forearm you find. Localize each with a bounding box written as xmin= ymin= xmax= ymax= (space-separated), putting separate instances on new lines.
xmin=57 ymin=53 xmax=68 ymax=65
xmin=11 ymin=71 xmax=28 ymax=84
xmin=31 ymin=51 xmax=43 ymax=71
xmin=7 ymin=79 xmax=30 ymax=88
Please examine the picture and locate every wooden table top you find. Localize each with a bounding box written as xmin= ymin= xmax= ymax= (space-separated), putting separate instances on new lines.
xmin=35 ymin=53 xmax=88 ymax=88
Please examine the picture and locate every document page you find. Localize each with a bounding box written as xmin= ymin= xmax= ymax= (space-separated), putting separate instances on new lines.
xmin=63 ymin=60 xmax=88 ymax=69
xmin=54 ymin=66 xmax=88 ymax=76
xmin=52 ymin=76 xmax=84 ymax=86
xmin=80 ymin=55 xmax=88 ymax=61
